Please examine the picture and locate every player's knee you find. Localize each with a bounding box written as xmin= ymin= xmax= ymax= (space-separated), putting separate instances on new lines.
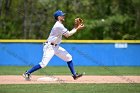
xmin=65 ymin=54 xmax=72 ymax=62
xmin=39 ymin=63 xmax=46 ymax=68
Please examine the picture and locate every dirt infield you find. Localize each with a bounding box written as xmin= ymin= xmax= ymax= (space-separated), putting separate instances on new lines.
xmin=0 ymin=75 xmax=140 ymax=84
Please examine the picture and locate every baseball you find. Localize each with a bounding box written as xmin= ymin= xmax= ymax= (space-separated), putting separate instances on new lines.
xmin=101 ymin=19 xmax=105 ymax=22
xmin=83 ymin=72 xmax=86 ymax=75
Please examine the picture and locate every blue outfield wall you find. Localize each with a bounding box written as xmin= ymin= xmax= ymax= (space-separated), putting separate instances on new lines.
xmin=0 ymin=42 xmax=140 ymax=66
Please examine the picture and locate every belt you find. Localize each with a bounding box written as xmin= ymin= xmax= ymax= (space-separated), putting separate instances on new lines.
xmin=46 ymin=42 xmax=57 ymax=46
xmin=50 ymin=43 xmax=57 ymax=46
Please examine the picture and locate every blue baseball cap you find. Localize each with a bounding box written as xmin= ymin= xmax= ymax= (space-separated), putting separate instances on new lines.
xmin=53 ymin=10 xmax=65 ymax=18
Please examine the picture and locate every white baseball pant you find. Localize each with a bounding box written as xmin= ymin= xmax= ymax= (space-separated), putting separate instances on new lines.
xmin=39 ymin=43 xmax=72 ymax=68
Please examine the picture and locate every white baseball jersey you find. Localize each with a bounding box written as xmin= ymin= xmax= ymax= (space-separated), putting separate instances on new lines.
xmin=39 ymin=21 xmax=72 ymax=68
xmin=47 ymin=21 xmax=68 ymax=44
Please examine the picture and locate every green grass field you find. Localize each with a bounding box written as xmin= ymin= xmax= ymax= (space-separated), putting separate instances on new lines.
xmin=0 ymin=84 xmax=140 ymax=93
xmin=0 ymin=66 xmax=140 ymax=75
xmin=0 ymin=66 xmax=140 ymax=93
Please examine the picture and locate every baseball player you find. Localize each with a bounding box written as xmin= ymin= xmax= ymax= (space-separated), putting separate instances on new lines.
xmin=23 ymin=10 xmax=84 ymax=80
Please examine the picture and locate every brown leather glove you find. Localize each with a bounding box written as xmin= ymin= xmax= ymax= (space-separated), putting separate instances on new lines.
xmin=74 ymin=18 xmax=84 ymax=28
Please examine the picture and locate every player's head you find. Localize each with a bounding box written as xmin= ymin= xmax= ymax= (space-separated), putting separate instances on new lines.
xmin=54 ymin=10 xmax=65 ymax=21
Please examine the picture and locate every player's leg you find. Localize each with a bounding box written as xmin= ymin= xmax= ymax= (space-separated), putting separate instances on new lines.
xmin=55 ymin=46 xmax=83 ymax=80
xmin=23 ymin=44 xmax=55 ymax=80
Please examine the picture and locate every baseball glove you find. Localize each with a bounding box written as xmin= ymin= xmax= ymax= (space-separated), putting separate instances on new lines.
xmin=74 ymin=18 xmax=84 ymax=28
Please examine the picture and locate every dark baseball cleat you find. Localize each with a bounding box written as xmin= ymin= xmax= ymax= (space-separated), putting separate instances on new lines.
xmin=72 ymin=73 xmax=83 ymax=80
xmin=23 ymin=71 xmax=31 ymax=81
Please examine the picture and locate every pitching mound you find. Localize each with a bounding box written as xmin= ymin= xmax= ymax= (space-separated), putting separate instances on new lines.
xmin=0 ymin=75 xmax=140 ymax=84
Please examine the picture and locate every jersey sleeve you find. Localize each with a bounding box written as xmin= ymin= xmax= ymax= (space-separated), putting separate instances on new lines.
xmin=62 ymin=27 xmax=68 ymax=35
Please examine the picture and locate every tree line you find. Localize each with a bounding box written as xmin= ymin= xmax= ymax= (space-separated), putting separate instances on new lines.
xmin=0 ymin=0 xmax=140 ymax=40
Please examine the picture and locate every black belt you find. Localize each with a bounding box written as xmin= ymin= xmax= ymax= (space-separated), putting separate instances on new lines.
xmin=46 ymin=42 xmax=57 ymax=46
xmin=50 ymin=43 xmax=57 ymax=46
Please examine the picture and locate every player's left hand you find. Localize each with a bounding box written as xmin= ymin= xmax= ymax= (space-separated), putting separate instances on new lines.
xmin=74 ymin=18 xmax=84 ymax=30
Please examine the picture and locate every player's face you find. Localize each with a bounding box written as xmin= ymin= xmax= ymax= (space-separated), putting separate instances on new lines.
xmin=58 ymin=16 xmax=65 ymax=22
